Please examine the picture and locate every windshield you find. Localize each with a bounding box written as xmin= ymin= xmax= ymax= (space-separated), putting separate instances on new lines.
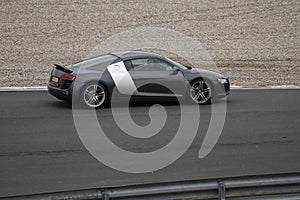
xmin=164 ymin=56 xmax=191 ymax=70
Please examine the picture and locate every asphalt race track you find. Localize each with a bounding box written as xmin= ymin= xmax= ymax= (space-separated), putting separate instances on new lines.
xmin=0 ymin=89 xmax=299 ymax=197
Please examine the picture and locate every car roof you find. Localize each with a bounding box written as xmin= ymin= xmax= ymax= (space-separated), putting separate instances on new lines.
xmin=110 ymin=51 xmax=164 ymax=60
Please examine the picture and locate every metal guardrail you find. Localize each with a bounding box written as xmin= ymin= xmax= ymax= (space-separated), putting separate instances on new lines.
xmin=2 ymin=173 xmax=300 ymax=200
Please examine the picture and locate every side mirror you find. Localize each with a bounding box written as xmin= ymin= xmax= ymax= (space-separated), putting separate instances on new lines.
xmin=171 ymin=67 xmax=181 ymax=74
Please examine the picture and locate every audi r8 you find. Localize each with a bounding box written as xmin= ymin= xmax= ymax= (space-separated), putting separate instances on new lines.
xmin=48 ymin=51 xmax=230 ymax=108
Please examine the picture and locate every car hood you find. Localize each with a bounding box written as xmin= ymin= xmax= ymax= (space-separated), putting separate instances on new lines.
xmin=190 ymin=68 xmax=227 ymax=79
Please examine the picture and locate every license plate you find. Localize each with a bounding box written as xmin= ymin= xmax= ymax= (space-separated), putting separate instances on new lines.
xmin=52 ymin=76 xmax=59 ymax=83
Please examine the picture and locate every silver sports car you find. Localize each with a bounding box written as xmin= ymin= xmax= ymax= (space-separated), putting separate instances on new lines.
xmin=48 ymin=51 xmax=229 ymax=108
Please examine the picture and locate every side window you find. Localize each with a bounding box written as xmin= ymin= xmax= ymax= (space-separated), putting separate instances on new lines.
xmin=125 ymin=58 xmax=173 ymax=71
xmin=131 ymin=59 xmax=148 ymax=68
xmin=124 ymin=60 xmax=133 ymax=71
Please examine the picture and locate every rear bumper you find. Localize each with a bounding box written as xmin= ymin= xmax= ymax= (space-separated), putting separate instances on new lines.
xmin=47 ymin=84 xmax=72 ymax=101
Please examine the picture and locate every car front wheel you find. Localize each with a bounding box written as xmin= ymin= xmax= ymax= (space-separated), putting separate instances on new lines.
xmin=188 ymin=79 xmax=212 ymax=104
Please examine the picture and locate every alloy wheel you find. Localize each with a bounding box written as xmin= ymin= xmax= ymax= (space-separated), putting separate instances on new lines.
xmin=83 ymin=84 xmax=106 ymax=108
xmin=190 ymin=80 xmax=211 ymax=104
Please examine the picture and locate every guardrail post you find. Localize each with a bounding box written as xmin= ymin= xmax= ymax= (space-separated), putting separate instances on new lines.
xmin=218 ymin=180 xmax=226 ymax=200
xmin=101 ymin=190 xmax=110 ymax=200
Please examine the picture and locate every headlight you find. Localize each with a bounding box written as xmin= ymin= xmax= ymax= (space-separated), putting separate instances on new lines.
xmin=218 ymin=78 xmax=228 ymax=84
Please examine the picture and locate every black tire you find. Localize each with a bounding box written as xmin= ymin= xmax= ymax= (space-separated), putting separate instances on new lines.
xmin=80 ymin=82 xmax=108 ymax=109
xmin=187 ymin=79 xmax=212 ymax=105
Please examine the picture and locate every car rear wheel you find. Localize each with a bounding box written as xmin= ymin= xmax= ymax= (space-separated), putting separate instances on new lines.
xmin=188 ymin=79 xmax=212 ymax=104
xmin=82 ymin=83 xmax=107 ymax=108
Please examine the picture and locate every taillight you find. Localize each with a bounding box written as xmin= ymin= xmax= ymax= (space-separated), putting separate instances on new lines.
xmin=61 ymin=73 xmax=76 ymax=81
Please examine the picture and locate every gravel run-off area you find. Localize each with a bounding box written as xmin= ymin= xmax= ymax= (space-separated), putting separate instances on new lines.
xmin=1 ymin=0 xmax=299 ymax=87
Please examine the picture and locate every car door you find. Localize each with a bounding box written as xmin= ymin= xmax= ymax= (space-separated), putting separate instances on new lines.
xmin=124 ymin=57 xmax=186 ymax=97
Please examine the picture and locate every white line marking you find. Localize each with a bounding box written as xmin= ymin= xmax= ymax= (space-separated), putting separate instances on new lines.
xmin=231 ymin=85 xmax=300 ymax=90
xmin=0 ymin=86 xmax=47 ymax=92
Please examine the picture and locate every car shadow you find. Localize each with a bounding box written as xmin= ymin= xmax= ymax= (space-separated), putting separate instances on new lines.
xmin=47 ymin=100 xmax=72 ymax=109
xmin=48 ymin=97 xmax=229 ymax=110
xmin=106 ymin=99 xmax=180 ymax=108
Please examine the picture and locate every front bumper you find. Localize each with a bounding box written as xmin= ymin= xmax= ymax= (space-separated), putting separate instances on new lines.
xmin=212 ymin=79 xmax=230 ymax=99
